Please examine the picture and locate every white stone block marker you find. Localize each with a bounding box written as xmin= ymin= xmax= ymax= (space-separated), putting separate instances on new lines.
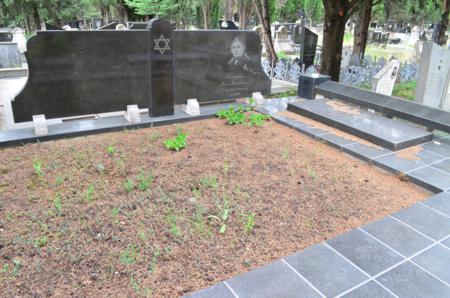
xmin=252 ymin=92 xmax=265 ymax=105
xmin=125 ymin=105 xmax=141 ymax=123
xmin=372 ymin=59 xmax=401 ymax=96
xmin=182 ymin=99 xmax=200 ymax=116
xmin=32 ymin=114 xmax=48 ymax=136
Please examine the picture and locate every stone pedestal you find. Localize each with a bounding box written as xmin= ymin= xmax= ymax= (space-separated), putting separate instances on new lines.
xmin=298 ymin=73 xmax=330 ymax=99
xmin=182 ymin=99 xmax=200 ymax=116
xmin=148 ymin=18 xmax=174 ymax=117
xmin=125 ymin=105 xmax=141 ymax=123
xmin=252 ymin=92 xmax=265 ymax=105
xmin=32 ymin=115 xmax=48 ymax=136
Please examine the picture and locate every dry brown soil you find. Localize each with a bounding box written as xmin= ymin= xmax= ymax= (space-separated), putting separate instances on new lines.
xmin=0 ymin=117 xmax=429 ymax=297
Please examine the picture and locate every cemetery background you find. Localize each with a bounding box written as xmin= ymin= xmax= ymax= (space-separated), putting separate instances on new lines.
xmin=0 ymin=0 xmax=450 ymax=297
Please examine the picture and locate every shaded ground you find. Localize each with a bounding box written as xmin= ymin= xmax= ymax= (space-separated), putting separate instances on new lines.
xmin=0 ymin=117 xmax=429 ymax=297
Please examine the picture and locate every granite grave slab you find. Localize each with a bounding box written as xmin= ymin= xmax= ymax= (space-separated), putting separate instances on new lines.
xmin=287 ymin=99 xmax=433 ymax=150
xmin=315 ymin=80 xmax=450 ymax=133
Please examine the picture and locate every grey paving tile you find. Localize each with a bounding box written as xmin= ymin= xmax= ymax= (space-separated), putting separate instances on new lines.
xmin=317 ymin=133 xmax=356 ymax=150
xmin=226 ymin=260 xmax=321 ymax=298
xmin=327 ymin=229 xmax=403 ymax=276
xmin=392 ymin=203 xmax=450 ymax=240
xmin=421 ymin=141 xmax=450 ymax=158
xmin=362 ymin=216 xmax=433 ymax=257
xmin=184 ymin=282 xmax=234 ymax=298
xmin=431 ymin=159 xmax=450 ymax=175
xmin=412 ymin=244 xmax=450 ymax=284
xmin=407 ymin=166 xmax=450 ymax=192
xmin=284 ymin=243 xmax=368 ymax=297
xmin=421 ymin=192 xmax=450 ymax=217
xmin=441 ymin=237 xmax=450 ymax=248
xmin=341 ymin=281 xmax=394 ymax=298
xmin=376 ymin=261 xmax=450 ymax=297
xmin=373 ymin=153 xmax=425 ymax=173
xmin=342 ymin=142 xmax=391 ymax=162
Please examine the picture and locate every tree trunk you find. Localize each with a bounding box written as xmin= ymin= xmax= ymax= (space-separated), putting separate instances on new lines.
xmin=225 ymin=0 xmax=235 ymax=20
xmin=116 ymin=0 xmax=129 ymax=24
xmin=436 ymin=0 xmax=449 ymax=46
xmin=321 ymin=1 xmax=352 ymax=81
xmin=202 ymin=5 xmax=209 ymax=29
xmin=253 ymin=0 xmax=277 ymax=61
xmin=353 ymin=0 xmax=372 ymax=60
xmin=31 ymin=2 xmax=41 ymax=30
xmin=239 ymin=1 xmax=247 ymax=29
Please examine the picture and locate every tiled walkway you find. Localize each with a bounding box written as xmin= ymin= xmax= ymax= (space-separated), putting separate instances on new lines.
xmin=186 ymin=98 xmax=450 ymax=298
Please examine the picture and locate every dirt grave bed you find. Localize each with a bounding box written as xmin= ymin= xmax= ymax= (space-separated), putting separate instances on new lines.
xmin=0 ymin=117 xmax=429 ymax=297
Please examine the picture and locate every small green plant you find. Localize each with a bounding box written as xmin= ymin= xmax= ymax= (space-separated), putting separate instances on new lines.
xmin=32 ymin=160 xmax=44 ymax=178
xmin=199 ymin=175 xmax=218 ymax=189
xmin=165 ymin=211 xmax=182 ymax=238
xmin=149 ymin=132 xmax=162 ymax=142
xmin=124 ymin=179 xmax=135 ymax=193
xmin=85 ymin=184 xmax=95 ymax=202
xmin=120 ymin=243 xmax=138 ymax=265
xmin=106 ymin=146 xmax=116 ymax=156
xmin=208 ymin=198 xmax=230 ymax=234
xmin=12 ymin=259 xmax=22 ymax=276
xmin=164 ymin=127 xmax=187 ymax=151
xmin=137 ymin=172 xmax=154 ymax=191
xmin=281 ymin=147 xmax=289 ymax=160
xmin=34 ymin=236 xmax=48 ymax=248
xmin=54 ymin=194 xmax=62 ymax=213
xmin=55 ymin=175 xmax=64 ymax=186
xmin=243 ymin=213 xmax=256 ymax=233
xmin=247 ymin=113 xmax=271 ymax=127
xmin=216 ymin=106 xmax=246 ymax=125
xmin=147 ymin=248 xmax=160 ymax=273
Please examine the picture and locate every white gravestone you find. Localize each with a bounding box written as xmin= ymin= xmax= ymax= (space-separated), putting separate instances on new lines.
xmin=415 ymin=41 xmax=450 ymax=111
xmin=274 ymin=26 xmax=294 ymax=54
xmin=182 ymin=99 xmax=200 ymax=116
xmin=125 ymin=105 xmax=141 ymax=123
xmin=372 ymin=59 xmax=401 ymax=96
xmin=32 ymin=114 xmax=48 ymax=136
xmin=340 ymin=45 xmax=353 ymax=69
xmin=12 ymin=28 xmax=27 ymax=53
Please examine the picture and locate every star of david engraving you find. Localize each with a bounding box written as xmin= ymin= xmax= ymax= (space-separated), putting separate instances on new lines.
xmin=154 ymin=34 xmax=171 ymax=54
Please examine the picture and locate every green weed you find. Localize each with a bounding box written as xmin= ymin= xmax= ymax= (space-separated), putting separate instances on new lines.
xmin=34 ymin=236 xmax=48 ymax=248
xmin=137 ymin=172 xmax=154 ymax=191
xmin=164 ymin=127 xmax=187 ymax=151
xmin=216 ymin=106 xmax=246 ymax=125
xmin=124 ymin=179 xmax=135 ymax=193
xmin=120 ymin=243 xmax=138 ymax=265
xmin=106 ymin=146 xmax=116 ymax=156
xmin=247 ymin=113 xmax=271 ymax=127
xmin=32 ymin=160 xmax=44 ymax=178
xmin=85 ymin=184 xmax=95 ymax=202
xmin=243 ymin=213 xmax=256 ymax=233
xmin=54 ymin=194 xmax=62 ymax=213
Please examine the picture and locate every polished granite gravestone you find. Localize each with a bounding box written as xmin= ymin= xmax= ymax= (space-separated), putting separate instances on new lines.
xmin=148 ymin=18 xmax=174 ymax=117
xmin=287 ymin=98 xmax=433 ymax=150
xmin=12 ymin=30 xmax=151 ymax=122
xmin=173 ymin=30 xmax=270 ymax=104
xmin=11 ymin=25 xmax=270 ymax=122
xmin=294 ymin=26 xmax=318 ymax=69
xmin=44 ymin=23 xmax=63 ymax=30
xmin=316 ymin=80 xmax=450 ymax=133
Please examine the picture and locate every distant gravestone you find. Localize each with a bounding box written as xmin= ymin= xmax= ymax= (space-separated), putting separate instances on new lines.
xmin=128 ymin=22 xmax=148 ymax=30
xmin=372 ymin=59 xmax=400 ymax=96
xmin=0 ymin=31 xmax=13 ymax=42
xmin=98 ymin=22 xmax=117 ymax=30
xmin=12 ymin=28 xmax=27 ymax=53
xmin=409 ymin=26 xmax=421 ymax=45
xmin=415 ymin=41 xmax=450 ymax=111
xmin=295 ymin=26 xmax=318 ymax=69
xmin=340 ymin=45 xmax=353 ymax=69
xmin=274 ymin=26 xmax=293 ymax=53
xmin=44 ymin=23 xmax=63 ymax=30
xmin=219 ymin=20 xmax=239 ymax=30
xmin=0 ymin=42 xmax=21 ymax=69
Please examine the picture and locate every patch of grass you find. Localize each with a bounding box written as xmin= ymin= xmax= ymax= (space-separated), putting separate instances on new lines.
xmin=199 ymin=175 xmax=218 ymax=189
xmin=149 ymin=132 xmax=162 ymax=143
xmin=55 ymin=175 xmax=64 ymax=186
xmin=54 ymin=194 xmax=62 ymax=214
xmin=124 ymin=179 xmax=135 ymax=193
xmin=147 ymin=248 xmax=160 ymax=273
xmin=243 ymin=212 xmax=256 ymax=233
xmin=120 ymin=243 xmax=138 ymax=265
xmin=165 ymin=211 xmax=182 ymax=239
xmin=208 ymin=197 xmax=230 ymax=234
xmin=137 ymin=172 xmax=154 ymax=191
xmin=281 ymin=147 xmax=289 ymax=160
xmin=266 ymin=89 xmax=297 ymax=99
xmin=34 ymin=236 xmax=48 ymax=248
xmin=164 ymin=127 xmax=187 ymax=151
xmin=393 ymin=80 xmax=416 ymax=101
xmin=32 ymin=160 xmax=44 ymax=178
xmin=85 ymin=185 xmax=95 ymax=203
xmin=355 ymin=82 xmax=372 ymax=91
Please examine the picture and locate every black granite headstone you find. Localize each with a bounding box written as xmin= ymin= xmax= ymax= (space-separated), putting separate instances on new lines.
xmin=128 ymin=22 xmax=149 ymax=30
xmin=297 ymin=73 xmax=330 ymax=99
xmin=12 ymin=30 xmax=151 ymax=122
xmin=174 ymin=30 xmax=270 ymax=104
xmin=148 ymin=18 xmax=174 ymax=117
xmin=295 ymin=26 xmax=318 ymax=69
xmin=44 ymin=23 xmax=63 ymax=30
